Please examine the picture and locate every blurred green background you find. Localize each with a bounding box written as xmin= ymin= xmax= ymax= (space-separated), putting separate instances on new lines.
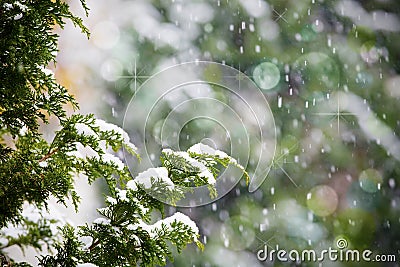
xmin=57 ymin=0 xmax=400 ymax=266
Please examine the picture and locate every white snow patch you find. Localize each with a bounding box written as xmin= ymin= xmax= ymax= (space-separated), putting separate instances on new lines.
xmin=1 ymin=203 xmax=64 ymax=242
xmin=163 ymin=149 xmax=216 ymax=184
xmin=94 ymin=119 xmax=137 ymax=152
xmin=78 ymin=145 xmax=100 ymax=160
xmin=134 ymin=167 xmax=174 ymax=189
xmin=13 ymin=13 xmax=23 ymax=20
xmin=125 ymin=142 xmax=137 ymax=152
xmin=98 ymin=140 xmax=107 ymax=152
xmin=126 ymin=180 xmax=138 ymax=191
xmin=84 ymin=149 xmax=100 ymax=160
xmin=116 ymin=189 xmax=128 ymax=201
xmin=38 ymin=161 xmax=48 ymax=167
xmin=188 ymin=143 xmax=237 ymax=164
xmin=75 ymin=123 xmax=97 ymax=137
xmin=94 ymin=119 xmax=128 ymax=141
xmin=77 ymin=264 xmax=98 ymax=267
xmin=106 ymin=196 xmax=117 ymax=205
xmin=19 ymin=126 xmax=28 ymax=135
xmin=127 ymin=212 xmax=198 ymax=240
xmin=93 ymin=218 xmax=111 ymax=225
xmin=38 ymin=65 xmax=55 ymax=79
xmin=3 ymin=3 xmax=13 ymax=10
xmin=127 ymin=220 xmax=153 ymax=235
xmin=188 ymin=143 xmax=227 ymax=158
xmin=102 ymin=153 xmax=125 ymax=170
xmin=154 ymin=212 xmax=199 ymax=238
xmin=78 ymin=236 xmax=93 ymax=250
xmin=1 ymin=226 xmax=27 ymax=239
xmin=15 ymin=1 xmax=28 ymax=11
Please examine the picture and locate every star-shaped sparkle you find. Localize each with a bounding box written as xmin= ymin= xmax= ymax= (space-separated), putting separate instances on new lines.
xmin=313 ymin=95 xmax=353 ymax=134
xmin=269 ymin=141 xmax=299 ymax=187
xmin=118 ymin=59 xmax=150 ymax=92
xmin=273 ymin=8 xmax=288 ymax=23
xmin=254 ymin=234 xmax=276 ymax=252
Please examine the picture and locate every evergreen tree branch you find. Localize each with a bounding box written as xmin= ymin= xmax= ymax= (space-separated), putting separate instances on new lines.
xmin=38 ymin=148 xmax=59 ymax=162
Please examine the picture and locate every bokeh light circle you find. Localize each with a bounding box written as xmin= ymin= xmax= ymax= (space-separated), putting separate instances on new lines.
xmin=252 ymin=62 xmax=280 ymax=90
xmin=307 ymin=185 xmax=338 ymax=217
xmin=359 ymin=168 xmax=382 ymax=193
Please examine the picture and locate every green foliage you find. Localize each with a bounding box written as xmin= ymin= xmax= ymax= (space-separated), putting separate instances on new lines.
xmin=1 ymin=212 xmax=56 ymax=253
xmin=0 ymin=0 xmax=88 ymax=137
xmin=0 ymin=0 xmax=247 ymax=266
xmin=0 ymin=112 xmax=137 ymax=229
xmin=160 ymin=146 xmax=249 ymax=199
xmin=34 ymin=142 xmax=248 ymax=266
xmin=0 ymin=0 xmax=90 ymax=227
xmin=46 ymin=188 xmax=197 ymax=267
xmin=97 ymin=0 xmax=400 ymax=266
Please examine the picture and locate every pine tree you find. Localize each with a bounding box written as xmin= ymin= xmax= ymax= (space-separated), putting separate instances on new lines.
xmin=0 ymin=1 xmax=248 ymax=266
